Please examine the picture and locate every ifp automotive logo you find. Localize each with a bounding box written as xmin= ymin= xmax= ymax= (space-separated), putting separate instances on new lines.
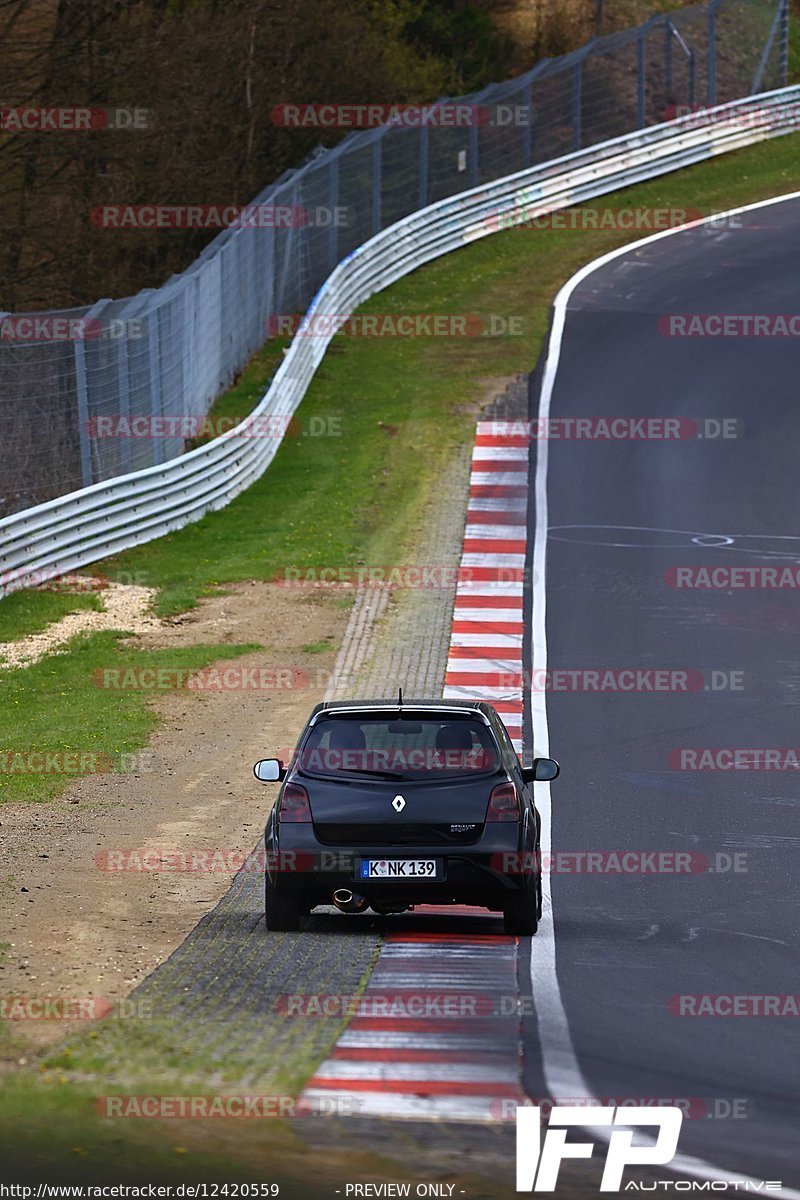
xmin=516 ymin=1105 xmax=683 ymax=1191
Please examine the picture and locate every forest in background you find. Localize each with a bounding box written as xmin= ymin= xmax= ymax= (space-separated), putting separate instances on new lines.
xmin=0 ymin=0 xmax=754 ymax=310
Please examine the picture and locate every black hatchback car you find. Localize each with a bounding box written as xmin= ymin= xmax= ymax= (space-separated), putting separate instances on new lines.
xmin=253 ymin=698 xmax=559 ymax=935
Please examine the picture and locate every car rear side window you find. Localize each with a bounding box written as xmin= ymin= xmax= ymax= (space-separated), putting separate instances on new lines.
xmin=296 ymin=716 xmax=499 ymax=781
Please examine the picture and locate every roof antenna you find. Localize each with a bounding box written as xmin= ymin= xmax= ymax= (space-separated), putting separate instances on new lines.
xmin=398 ymin=686 xmax=403 ymax=708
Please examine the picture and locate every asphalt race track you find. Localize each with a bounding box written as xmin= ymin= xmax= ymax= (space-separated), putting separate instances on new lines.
xmin=523 ymin=194 xmax=800 ymax=1188
xmin=83 ymin=197 xmax=800 ymax=1197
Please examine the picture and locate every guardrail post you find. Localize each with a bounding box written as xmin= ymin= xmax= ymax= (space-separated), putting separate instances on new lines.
xmin=571 ymin=61 xmax=583 ymax=150
xmin=637 ymin=31 xmax=646 ymax=127
xmin=73 ymin=298 xmax=111 ymax=489
xmin=372 ymin=136 xmax=382 ymax=236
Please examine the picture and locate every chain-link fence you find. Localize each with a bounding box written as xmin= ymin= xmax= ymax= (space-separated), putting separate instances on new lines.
xmin=0 ymin=0 xmax=789 ymax=518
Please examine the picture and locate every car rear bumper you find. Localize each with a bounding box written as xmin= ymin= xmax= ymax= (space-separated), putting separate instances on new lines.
xmin=266 ymin=824 xmax=537 ymax=909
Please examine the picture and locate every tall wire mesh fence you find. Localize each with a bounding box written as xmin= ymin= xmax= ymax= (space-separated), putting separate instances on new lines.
xmin=0 ymin=0 xmax=789 ymax=517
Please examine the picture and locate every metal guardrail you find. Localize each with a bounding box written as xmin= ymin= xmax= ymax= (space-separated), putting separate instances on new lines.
xmin=0 ymin=0 xmax=788 ymax=517
xmin=2 ymin=86 xmax=800 ymax=596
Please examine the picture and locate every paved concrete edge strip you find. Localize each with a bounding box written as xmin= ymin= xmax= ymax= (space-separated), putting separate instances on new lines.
xmin=300 ymin=420 xmax=531 ymax=1122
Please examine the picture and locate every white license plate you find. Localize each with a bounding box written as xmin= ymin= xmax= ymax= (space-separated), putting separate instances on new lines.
xmin=360 ymin=858 xmax=438 ymax=879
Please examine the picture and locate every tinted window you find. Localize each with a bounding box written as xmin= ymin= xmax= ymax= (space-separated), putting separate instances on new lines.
xmin=296 ymin=716 xmax=499 ymax=780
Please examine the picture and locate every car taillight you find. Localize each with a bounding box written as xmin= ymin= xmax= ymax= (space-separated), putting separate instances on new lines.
xmin=486 ymin=782 xmax=519 ymax=822
xmin=279 ymin=782 xmax=312 ymax=823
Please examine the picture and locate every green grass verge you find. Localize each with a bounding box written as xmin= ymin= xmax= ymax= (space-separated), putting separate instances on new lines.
xmin=2 ymin=131 xmax=798 ymax=811
xmin=1 ymin=119 xmax=799 ymax=1188
xmin=0 ymin=589 xmax=103 ymax=643
xmin=0 ymin=633 xmax=258 ymax=804
xmin=94 ymin=131 xmax=800 ymax=618
xmin=0 ymin=946 xmax=386 ymax=1188
xmin=0 ymin=1077 xmax=334 ymax=1189
xmin=0 ymin=1076 xmax=502 ymax=1193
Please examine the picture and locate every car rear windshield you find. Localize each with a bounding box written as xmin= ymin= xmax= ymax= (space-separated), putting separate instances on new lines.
xmin=296 ymin=715 xmax=500 ymax=781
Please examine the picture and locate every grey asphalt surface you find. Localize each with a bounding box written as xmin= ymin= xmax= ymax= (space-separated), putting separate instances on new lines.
xmin=523 ymin=196 xmax=800 ymax=1186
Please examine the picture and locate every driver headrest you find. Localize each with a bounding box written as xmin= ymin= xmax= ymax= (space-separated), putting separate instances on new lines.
xmin=327 ymin=724 xmax=367 ymax=751
xmin=435 ymin=723 xmax=473 ymax=752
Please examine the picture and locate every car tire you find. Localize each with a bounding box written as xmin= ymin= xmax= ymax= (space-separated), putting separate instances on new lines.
xmin=503 ymin=872 xmax=539 ymax=936
xmin=265 ymin=876 xmax=303 ymax=932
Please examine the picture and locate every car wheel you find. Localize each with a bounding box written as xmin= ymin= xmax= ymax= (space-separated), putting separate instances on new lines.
xmin=265 ymin=876 xmax=304 ymax=932
xmin=503 ymin=872 xmax=539 ymax=936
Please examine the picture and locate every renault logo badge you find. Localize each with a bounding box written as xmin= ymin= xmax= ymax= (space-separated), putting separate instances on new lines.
xmin=391 ymin=795 xmax=406 ymax=812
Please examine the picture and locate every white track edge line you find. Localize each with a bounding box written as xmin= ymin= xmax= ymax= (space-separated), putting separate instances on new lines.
xmin=529 ymin=189 xmax=800 ymax=1200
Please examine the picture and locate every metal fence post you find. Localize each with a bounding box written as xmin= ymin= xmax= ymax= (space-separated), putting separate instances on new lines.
xmin=146 ymin=298 xmax=164 ymax=466
xmin=469 ymin=116 xmax=479 ymax=188
xmin=73 ymin=298 xmax=111 ymax=489
xmin=372 ymin=135 xmax=382 ymax=236
xmin=419 ymin=124 xmax=429 ymax=209
xmin=116 ymin=319 xmax=133 ymax=475
xmin=572 ymin=60 xmax=583 ymax=150
xmin=4 ymin=0 xmax=797 ymax=519
xmin=328 ymin=155 xmax=339 ymax=273
xmin=523 ymin=80 xmax=533 ymax=168
xmin=751 ymin=0 xmax=787 ymax=94
xmin=780 ymin=0 xmax=790 ymax=85
xmin=707 ymin=2 xmax=718 ymax=106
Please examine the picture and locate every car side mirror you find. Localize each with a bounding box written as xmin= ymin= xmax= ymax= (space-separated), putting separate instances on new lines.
xmin=521 ymin=757 xmax=560 ymax=783
xmin=254 ymin=758 xmax=285 ymax=783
